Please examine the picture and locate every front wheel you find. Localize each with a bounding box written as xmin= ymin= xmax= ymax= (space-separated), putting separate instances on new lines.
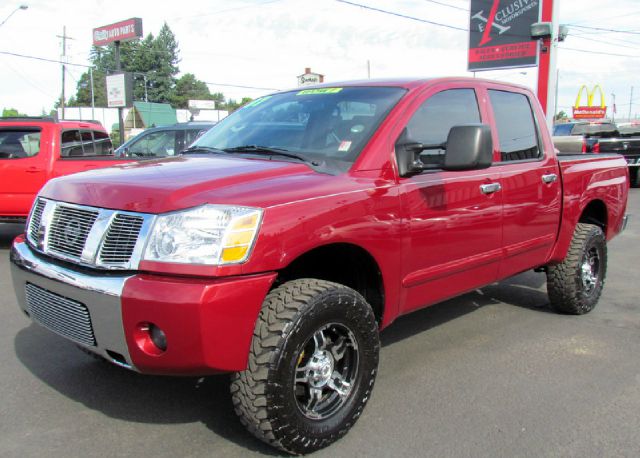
xmin=546 ymin=223 xmax=607 ymax=314
xmin=231 ymin=279 xmax=380 ymax=455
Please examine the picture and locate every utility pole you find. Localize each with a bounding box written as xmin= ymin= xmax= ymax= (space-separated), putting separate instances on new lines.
xmin=90 ymin=67 xmax=95 ymax=120
xmin=536 ymin=0 xmax=559 ymax=130
xmin=629 ymin=87 xmax=634 ymax=122
xmin=56 ymin=26 xmax=73 ymax=120
xmin=367 ymin=60 xmax=371 ymax=79
xmin=611 ymin=92 xmax=615 ymax=122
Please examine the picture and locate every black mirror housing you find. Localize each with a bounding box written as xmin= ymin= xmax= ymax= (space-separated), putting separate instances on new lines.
xmin=442 ymin=124 xmax=493 ymax=171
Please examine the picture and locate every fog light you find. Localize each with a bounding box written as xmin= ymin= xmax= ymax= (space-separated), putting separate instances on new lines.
xmin=134 ymin=322 xmax=167 ymax=356
xmin=150 ymin=324 xmax=167 ymax=351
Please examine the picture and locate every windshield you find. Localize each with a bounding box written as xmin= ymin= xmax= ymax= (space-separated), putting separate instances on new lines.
xmin=572 ymin=122 xmax=619 ymax=137
xmin=190 ymin=86 xmax=406 ymax=171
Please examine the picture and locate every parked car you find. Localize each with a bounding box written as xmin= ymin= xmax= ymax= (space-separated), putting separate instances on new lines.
xmin=11 ymin=78 xmax=629 ymax=454
xmin=614 ymin=121 xmax=640 ymax=186
xmin=0 ymin=117 xmax=134 ymax=224
xmin=115 ymin=121 xmax=215 ymax=158
xmin=553 ymin=120 xmax=640 ymax=187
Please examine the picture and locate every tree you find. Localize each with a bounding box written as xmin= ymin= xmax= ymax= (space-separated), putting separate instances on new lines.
xmin=2 ymin=107 xmax=27 ymax=117
xmin=555 ymin=110 xmax=568 ymax=121
xmin=223 ymin=97 xmax=254 ymax=113
xmin=70 ymin=23 xmax=180 ymax=106
xmin=171 ymin=73 xmax=220 ymax=108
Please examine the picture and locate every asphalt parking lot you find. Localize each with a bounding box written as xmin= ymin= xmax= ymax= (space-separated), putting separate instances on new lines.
xmin=1 ymin=190 xmax=639 ymax=458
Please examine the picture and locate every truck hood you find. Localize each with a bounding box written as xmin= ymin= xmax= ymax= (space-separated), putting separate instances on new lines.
xmin=40 ymin=156 xmax=355 ymax=213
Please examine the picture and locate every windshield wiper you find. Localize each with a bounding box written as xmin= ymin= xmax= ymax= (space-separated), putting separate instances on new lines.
xmin=181 ymin=146 xmax=227 ymax=155
xmin=223 ymin=145 xmax=320 ymax=166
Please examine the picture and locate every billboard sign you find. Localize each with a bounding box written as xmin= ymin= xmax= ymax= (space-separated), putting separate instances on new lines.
xmin=573 ymin=84 xmax=607 ymax=119
xmin=93 ymin=18 xmax=143 ymax=46
xmin=106 ymin=73 xmax=133 ymax=108
xmin=468 ymin=0 xmax=541 ymax=72
xmin=188 ymin=100 xmax=217 ymax=110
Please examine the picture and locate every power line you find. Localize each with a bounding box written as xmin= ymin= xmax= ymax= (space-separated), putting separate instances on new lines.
xmin=203 ymin=81 xmax=280 ymax=91
xmin=0 ymin=50 xmax=91 ymax=67
xmin=335 ymin=0 xmax=467 ymax=31
xmin=569 ymin=24 xmax=640 ymax=35
xmin=569 ymin=34 xmax=640 ymax=50
xmin=558 ymin=46 xmax=640 ymax=58
xmin=422 ymin=0 xmax=468 ymax=12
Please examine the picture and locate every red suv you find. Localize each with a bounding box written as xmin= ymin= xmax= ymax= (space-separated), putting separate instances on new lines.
xmin=0 ymin=117 xmax=134 ymax=223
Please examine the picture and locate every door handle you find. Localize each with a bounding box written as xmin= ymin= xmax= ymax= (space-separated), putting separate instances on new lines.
xmin=480 ymin=183 xmax=501 ymax=194
xmin=542 ymin=173 xmax=558 ymax=184
xmin=26 ymin=167 xmax=44 ymax=173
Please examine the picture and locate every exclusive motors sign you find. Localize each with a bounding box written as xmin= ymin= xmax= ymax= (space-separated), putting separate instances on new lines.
xmin=573 ymin=84 xmax=607 ymax=119
xmin=468 ymin=0 xmax=540 ymax=72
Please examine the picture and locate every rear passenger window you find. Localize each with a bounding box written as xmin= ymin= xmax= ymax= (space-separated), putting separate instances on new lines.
xmin=93 ymin=131 xmax=114 ymax=155
xmin=61 ymin=130 xmax=84 ymax=157
xmin=406 ymin=89 xmax=481 ymax=167
xmin=488 ymin=90 xmax=541 ymax=162
xmin=61 ymin=130 xmax=113 ymax=158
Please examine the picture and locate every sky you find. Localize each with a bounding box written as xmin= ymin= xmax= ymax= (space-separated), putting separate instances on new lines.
xmin=1 ymin=0 xmax=639 ymax=120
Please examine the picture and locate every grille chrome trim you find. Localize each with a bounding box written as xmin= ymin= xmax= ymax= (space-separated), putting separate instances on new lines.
xmin=25 ymin=282 xmax=97 ymax=347
xmin=27 ymin=198 xmax=46 ymax=245
xmin=26 ymin=198 xmax=155 ymax=270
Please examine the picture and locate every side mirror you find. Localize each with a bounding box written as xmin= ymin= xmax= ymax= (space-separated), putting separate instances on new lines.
xmin=442 ymin=124 xmax=493 ymax=171
xmin=395 ymin=139 xmax=427 ymax=177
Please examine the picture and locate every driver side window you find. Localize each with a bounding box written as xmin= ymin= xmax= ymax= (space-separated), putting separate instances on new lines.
xmin=406 ymin=89 xmax=481 ymax=166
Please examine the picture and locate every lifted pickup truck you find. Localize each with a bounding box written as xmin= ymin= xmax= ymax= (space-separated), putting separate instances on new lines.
xmin=0 ymin=117 xmax=133 ymax=224
xmin=11 ymin=78 xmax=629 ymax=454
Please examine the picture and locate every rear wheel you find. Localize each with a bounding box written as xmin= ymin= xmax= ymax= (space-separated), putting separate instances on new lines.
xmin=546 ymin=223 xmax=607 ymax=314
xmin=231 ymin=279 xmax=379 ymax=455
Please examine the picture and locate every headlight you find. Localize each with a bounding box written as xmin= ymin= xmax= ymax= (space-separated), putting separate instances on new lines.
xmin=143 ymin=205 xmax=263 ymax=265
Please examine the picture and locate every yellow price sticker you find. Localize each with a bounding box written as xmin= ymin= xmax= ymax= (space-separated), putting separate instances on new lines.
xmin=296 ymin=88 xmax=343 ymax=95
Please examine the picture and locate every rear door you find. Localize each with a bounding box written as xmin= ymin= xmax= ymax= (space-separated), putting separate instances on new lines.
xmin=397 ymin=85 xmax=503 ymax=313
xmin=483 ymin=85 xmax=562 ymax=278
xmin=0 ymin=124 xmax=51 ymax=218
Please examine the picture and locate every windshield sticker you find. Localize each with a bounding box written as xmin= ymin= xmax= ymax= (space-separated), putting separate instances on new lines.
xmin=338 ymin=141 xmax=352 ymax=152
xmin=296 ymin=88 xmax=343 ymax=95
xmin=243 ymin=96 xmax=272 ymax=109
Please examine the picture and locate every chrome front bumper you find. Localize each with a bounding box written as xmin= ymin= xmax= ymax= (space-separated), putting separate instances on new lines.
xmin=10 ymin=239 xmax=136 ymax=369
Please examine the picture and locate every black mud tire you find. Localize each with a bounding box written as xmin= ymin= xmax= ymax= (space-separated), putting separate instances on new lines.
xmin=546 ymin=223 xmax=607 ymax=315
xmin=230 ymin=279 xmax=380 ymax=455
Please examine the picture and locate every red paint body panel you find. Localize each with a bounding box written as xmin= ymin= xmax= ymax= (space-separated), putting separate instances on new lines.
xmin=0 ymin=119 xmax=134 ymax=219
xmin=28 ymin=77 xmax=629 ymax=374
xmin=121 ymin=272 xmax=277 ymax=374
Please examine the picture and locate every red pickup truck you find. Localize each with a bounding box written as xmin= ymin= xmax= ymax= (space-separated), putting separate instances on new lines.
xmin=11 ymin=78 xmax=629 ymax=454
xmin=0 ymin=117 xmax=132 ymax=223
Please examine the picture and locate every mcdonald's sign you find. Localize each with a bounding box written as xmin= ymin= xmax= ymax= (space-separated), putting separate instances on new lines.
xmin=573 ymin=84 xmax=607 ymax=119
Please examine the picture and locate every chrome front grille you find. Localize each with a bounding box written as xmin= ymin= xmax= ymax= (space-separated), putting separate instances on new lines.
xmin=25 ymin=282 xmax=96 ymax=346
xmin=28 ymin=198 xmax=46 ymax=244
xmin=48 ymin=205 xmax=99 ymax=258
xmin=26 ymin=198 xmax=154 ymax=270
xmin=99 ymin=214 xmax=145 ymax=266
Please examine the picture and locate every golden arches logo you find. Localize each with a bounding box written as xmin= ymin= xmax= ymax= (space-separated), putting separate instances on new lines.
xmin=575 ymin=84 xmax=606 ymax=109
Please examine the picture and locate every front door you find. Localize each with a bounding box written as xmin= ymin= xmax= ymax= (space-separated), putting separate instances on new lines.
xmin=397 ymin=86 xmax=503 ymax=314
xmin=0 ymin=125 xmax=50 ymax=217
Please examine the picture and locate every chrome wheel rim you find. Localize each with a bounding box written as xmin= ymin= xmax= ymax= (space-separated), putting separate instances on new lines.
xmin=294 ymin=322 xmax=359 ymax=420
xmin=581 ymin=246 xmax=600 ymax=295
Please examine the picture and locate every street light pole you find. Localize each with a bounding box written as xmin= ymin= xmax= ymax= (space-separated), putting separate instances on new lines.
xmin=0 ymin=4 xmax=28 ymax=28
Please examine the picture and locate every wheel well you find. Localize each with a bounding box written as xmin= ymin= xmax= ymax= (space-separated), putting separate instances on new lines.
xmin=277 ymin=243 xmax=385 ymax=322
xmin=579 ymin=200 xmax=607 ymax=233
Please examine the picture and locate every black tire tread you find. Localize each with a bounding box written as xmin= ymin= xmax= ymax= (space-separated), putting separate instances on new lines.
xmin=547 ymin=222 xmax=607 ymax=314
xmin=230 ymin=278 xmax=378 ymax=454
